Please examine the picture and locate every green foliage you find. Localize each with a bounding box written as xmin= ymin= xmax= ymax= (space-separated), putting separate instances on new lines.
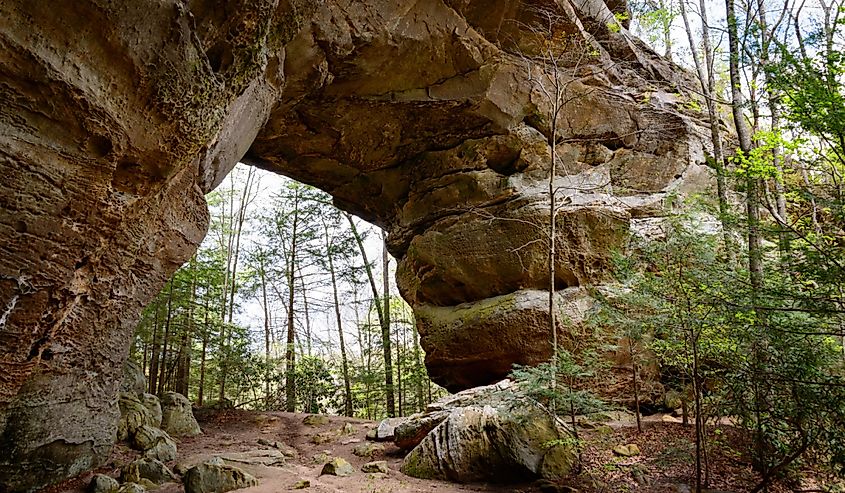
xmin=510 ymin=349 xmax=607 ymax=418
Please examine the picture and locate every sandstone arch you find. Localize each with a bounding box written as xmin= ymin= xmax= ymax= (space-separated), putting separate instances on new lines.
xmin=0 ymin=1 xmax=710 ymax=490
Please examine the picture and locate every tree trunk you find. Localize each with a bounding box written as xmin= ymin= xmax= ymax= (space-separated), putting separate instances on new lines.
xmin=727 ymin=0 xmax=764 ymax=292
xmin=327 ymin=229 xmax=353 ymax=416
xmin=198 ymin=298 xmax=209 ymax=406
xmin=158 ymin=280 xmax=174 ymax=394
xmin=681 ymin=0 xmax=734 ymax=258
xmin=412 ymin=318 xmax=425 ymax=412
xmin=346 ymin=213 xmax=395 ymax=417
xmin=381 ymin=236 xmax=396 ymax=418
xmin=149 ymin=301 xmax=161 ymax=394
xmin=285 ymin=192 xmax=300 ymax=412
xmin=259 ymin=253 xmax=272 ymax=409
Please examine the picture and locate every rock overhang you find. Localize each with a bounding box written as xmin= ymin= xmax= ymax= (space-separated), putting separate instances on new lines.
xmin=0 ymin=1 xmax=711 ymax=490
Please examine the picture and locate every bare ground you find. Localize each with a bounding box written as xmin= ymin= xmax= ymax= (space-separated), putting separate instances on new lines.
xmin=51 ymin=410 xmax=816 ymax=493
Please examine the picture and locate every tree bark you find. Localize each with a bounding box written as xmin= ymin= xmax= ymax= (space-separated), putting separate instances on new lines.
xmin=158 ymin=280 xmax=174 ymax=394
xmin=326 ymin=225 xmax=353 ymax=416
xmin=285 ymin=190 xmax=300 ymax=412
xmin=346 ymin=212 xmax=395 ymax=417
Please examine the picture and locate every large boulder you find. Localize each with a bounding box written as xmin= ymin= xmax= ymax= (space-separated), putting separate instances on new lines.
xmin=131 ymin=425 xmax=177 ymax=462
xmin=121 ymin=457 xmax=178 ymax=485
xmin=118 ymin=393 xmax=159 ymax=442
xmin=160 ymin=392 xmax=201 ymax=437
xmin=394 ymin=380 xmax=577 ymax=483
xmin=182 ymin=460 xmax=258 ymax=493
xmin=141 ymin=394 xmax=163 ymax=428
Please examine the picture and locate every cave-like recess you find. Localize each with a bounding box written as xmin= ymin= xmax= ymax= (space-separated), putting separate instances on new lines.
xmin=0 ymin=1 xmax=710 ymax=491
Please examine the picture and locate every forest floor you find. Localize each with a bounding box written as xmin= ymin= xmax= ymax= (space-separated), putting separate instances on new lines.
xmin=53 ymin=409 xmax=818 ymax=493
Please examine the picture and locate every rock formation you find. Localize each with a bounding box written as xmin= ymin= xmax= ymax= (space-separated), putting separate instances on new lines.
xmin=379 ymin=379 xmax=577 ymax=483
xmin=0 ymin=0 xmax=711 ymax=490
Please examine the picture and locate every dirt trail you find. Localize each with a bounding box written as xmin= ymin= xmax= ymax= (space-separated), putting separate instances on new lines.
xmin=58 ymin=410 xmax=538 ymax=493
xmin=53 ymin=409 xmax=807 ymax=493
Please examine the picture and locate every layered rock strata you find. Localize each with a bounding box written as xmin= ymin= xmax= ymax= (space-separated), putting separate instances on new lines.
xmin=0 ymin=0 xmax=710 ymax=490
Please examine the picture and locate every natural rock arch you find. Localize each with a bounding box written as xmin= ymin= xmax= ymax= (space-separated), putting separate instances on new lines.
xmin=0 ymin=0 xmax=710 ymax=490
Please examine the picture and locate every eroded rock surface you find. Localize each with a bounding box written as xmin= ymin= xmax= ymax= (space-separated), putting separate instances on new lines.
xmin=0 ymin=0 xmax=710 ymax=489
xmin=160 ymin=391 xmax=202 ymax=437
xmin=386 ymin=380 xmax=577 ymax=482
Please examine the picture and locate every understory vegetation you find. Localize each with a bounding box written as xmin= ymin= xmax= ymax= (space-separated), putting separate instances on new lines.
xmin=514 ymin=1 xmax=845 ymax=490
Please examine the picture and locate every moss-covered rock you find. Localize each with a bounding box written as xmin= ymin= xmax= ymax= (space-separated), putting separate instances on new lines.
xmin=131 ymin=426 xmax=177 ymax=462
xmin=399 ymin=380 xmax=576 ymax=483
xmin=160 ymin=392 xmax=201 ymax=437
xmin=182 ymin=460 xmax=258 ymax=493
xmin=320 ymin=457 xmax=354 ymax=477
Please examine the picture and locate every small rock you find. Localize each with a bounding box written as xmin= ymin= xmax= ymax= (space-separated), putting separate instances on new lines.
xmin=256 ymin=438 xmax=297 ymax=456
xmin=160 ymin=392 xmax=201 ymax=437
xmin=661 ymin=414 xmax=681 ymax=423
xmin=311 ymin=430 xmax=338 ymax=444
xmin=629 ymin=463 xmax=650 ymax=485
xmin=371 ymin=417 xmax=402 ymax=441
xmin=352 ymin=442 xmax=384 ymax=458
xmin=612 ymin=444 xmax=641 ymax=457
xmin=311 ymin=451 xmax=332 ymax=464
xmin=121 ymin=457 xmax=177 ymax=485
xmin=88 ymin=474 xmax=119 ymax=493
xmin=361 ymin=461 xmax=389 ymax=474
xmin=302 ymin=415 xmax=329 ymax=426
xmin=594 ymin=425 xmax=614 ymax=435
xmin=117 ymin=483 xmax=146 ymax=493
xmin=341 ymin=423 xmax=355 ymax=435
xmin=365 ymin=428 xmax=377 ymax=440
xmin=320 ymin=457 xmax=354 ymax=477
xmin=220 ymin=449 xmax=286 ymax=467
xmin=183 ymin=460 xmax=258 ymax=493
xmin=132 ymin=425 xmax=177 ymax=462
xmin=291 ymin=479 xmax=310 ymax=489
xmin=394 ymin=411 xmax=448 ymax=450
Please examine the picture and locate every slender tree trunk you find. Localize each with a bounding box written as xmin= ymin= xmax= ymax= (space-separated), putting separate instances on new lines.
xmin=149 ymin=301 xmax=161 ymax=394
xmin=259 ymin=253 xmax=271 ymax=408
xmin=631 ymin=340 xmax=642 ymax=433
xmin=381 ymin=236 xmax=396 ymax=418
xmin=412 ymin=318 xmax=425 ymax=412
xmin=285 ymin=193 xmax=300 ymax=413
xmin=198 ymin=298 xmax=209 ymax=406
xmin=217 ymin=181 xmax=235 ymax=401
xmin=727 ymin=0 xmax=764 ymax=291
xmin=298 ymin=264 xmax=312 ymax=357
xmin=176 ymin=268 xmax=195 ymax=396
xmin=727 ymin=2 xmax=768 ymax=476
xmin=158 ymin=281 xmax=174 ymax=394
xmin=680 ymin=0 xmax=734 ymax=258
xmin=327 ymin=229 xmax=353 ymax=416
xmin=396 ymin=327 xmax=403 ymax=417
xmin=346 ymin=213 xmax=395 ymax=417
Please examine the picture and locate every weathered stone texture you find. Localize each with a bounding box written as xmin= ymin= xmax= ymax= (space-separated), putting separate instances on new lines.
xmin=0 ymin=1 xmax=711 ymax=489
